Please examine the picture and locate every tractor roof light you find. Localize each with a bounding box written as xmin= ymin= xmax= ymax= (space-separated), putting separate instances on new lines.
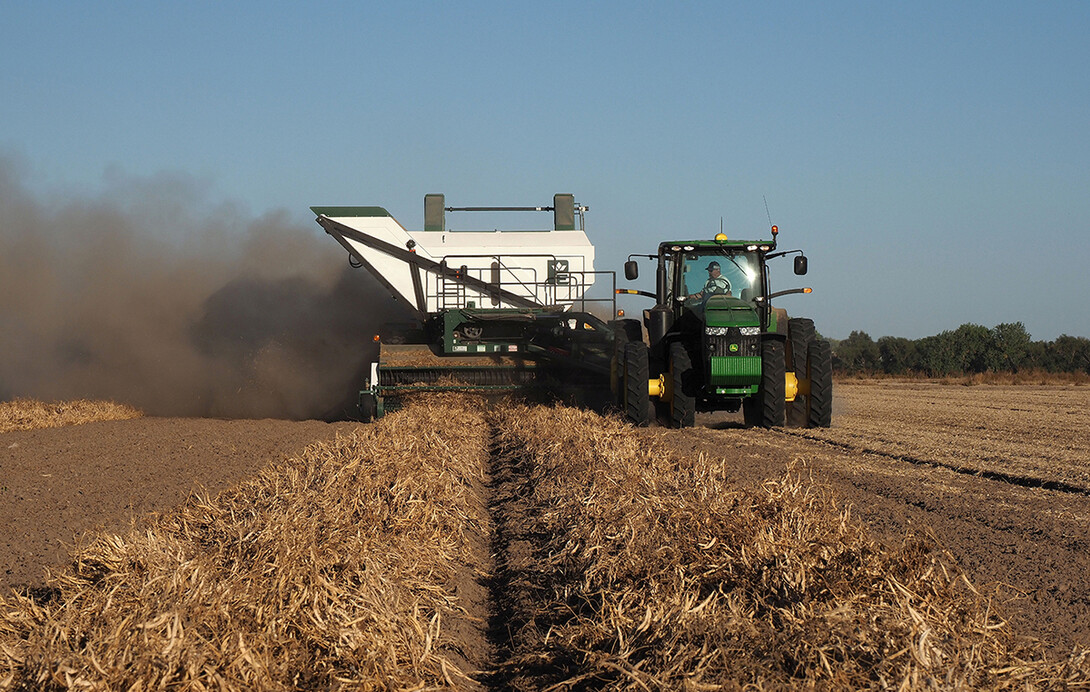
xmin=760 ymin=245 xmax=770 ymax=251
xmin=714 ymin=233 xmax=728 ymax=242
xmin=771 ymin=225 xmax=778 ymax=236
xmin=746 ymin=244 xmax=758 ymax=251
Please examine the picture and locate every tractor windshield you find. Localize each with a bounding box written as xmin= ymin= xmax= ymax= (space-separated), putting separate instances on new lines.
xmin=678 ymin=250 xmax=762 ymax=302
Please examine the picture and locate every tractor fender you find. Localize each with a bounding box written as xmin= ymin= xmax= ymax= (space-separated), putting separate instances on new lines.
xmin=768 ymin=307 xmax=790 ymax=337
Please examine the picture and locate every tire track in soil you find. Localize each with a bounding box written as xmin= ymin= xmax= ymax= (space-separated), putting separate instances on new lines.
xmin=478 ymin=416 xmax=595 ymax=691
xmin=776 ymin=427 xmax=1090 ymax=497
xmin=476 ymin=425 xmax=549 ymax=691
xmin=477 ymin=432 xmax=520 ymax=690
xmin=439 ymin=444 xmax=496 ymax=688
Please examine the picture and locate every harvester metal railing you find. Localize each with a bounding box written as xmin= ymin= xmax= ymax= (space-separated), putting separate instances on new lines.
xmin=565 ymin=269 xmax=617 ymax=318
xmin=431 ymin=254 xmax=546 ymax=310
xmin=428 ymin=252 xmax=595 ymax=311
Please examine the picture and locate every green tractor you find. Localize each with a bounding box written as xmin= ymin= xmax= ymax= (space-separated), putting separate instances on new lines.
xmin=616 ymin=225 xmax=832 ymax=429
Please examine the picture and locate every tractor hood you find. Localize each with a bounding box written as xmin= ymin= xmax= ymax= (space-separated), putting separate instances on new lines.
xmin=704 ymin=296 xmax=760 ymax=328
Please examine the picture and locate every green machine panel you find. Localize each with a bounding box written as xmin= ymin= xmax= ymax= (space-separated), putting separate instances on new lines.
xmin=709 ymin=356 xmax=761 ymax=385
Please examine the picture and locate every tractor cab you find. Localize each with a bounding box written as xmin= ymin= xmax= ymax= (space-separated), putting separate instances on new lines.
xmin=626 ymin=233 xmax=780 ymax=346
xmin=674 ymin=248 xmax=764 ymax=308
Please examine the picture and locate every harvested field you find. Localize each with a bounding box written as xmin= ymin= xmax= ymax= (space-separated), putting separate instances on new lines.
xmin=1 ymin=397 xmax=491 ymax=689
xmin=1 ymin=416 xmax=358 ymax=592
xmin=655 ymin=381 xmax=1090 ymax=658
xmin=2 ymin=383 xmax=1089 ymax=689
xmin=789 ymin=381 xmax=1090 ymax=489
xmin=487 ymin=405 xmax=1085 ymax=689
xmin=0 ymin=398 xmax=142 ymax=433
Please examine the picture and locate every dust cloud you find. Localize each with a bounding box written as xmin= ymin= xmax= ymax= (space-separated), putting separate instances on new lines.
xmin=0 ymin=156 xmax=405 ymax=419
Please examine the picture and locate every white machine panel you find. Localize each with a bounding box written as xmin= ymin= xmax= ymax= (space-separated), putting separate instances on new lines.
xmin=317 ymin=209 xmax=596 ymax=312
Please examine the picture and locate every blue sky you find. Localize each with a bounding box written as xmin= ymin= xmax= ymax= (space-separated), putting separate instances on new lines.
xmin=2 ymin=1 xmax=1088 ymax=340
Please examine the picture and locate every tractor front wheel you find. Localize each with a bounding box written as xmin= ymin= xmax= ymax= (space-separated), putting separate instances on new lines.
xmin=609 ymin=319 xmax=642 ymax=409
xmin=668 ymin=342 xmax=695 ymax=428
xmin=743 ymin=339 xmax=785 ymax=428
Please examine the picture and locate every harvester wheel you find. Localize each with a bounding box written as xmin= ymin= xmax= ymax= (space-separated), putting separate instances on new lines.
xmin=668 ymin=342 xmax=695 ymax=428
xmin=359 ymin=392 xmax=377 ymax=423
xmin=787 ymin=318 xmax=816 ymax=427
xmin=743 ymin=339 xmax=785 ymax=428
xmin=806 ymin=339 xmax=833 ymax=428
xmin=624 ymin=341 xmax=650 ymax=426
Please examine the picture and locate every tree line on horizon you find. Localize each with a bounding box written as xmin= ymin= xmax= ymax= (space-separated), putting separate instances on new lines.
xmin=828 ymin=322 xmax=1090 ymax=376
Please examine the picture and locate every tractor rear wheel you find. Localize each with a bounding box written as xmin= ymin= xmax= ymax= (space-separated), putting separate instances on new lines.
xmin=787 ymin=318 xmax=815 ymax=427
xmin=807 ymin=339 xmax=833 ymax=428
xmin=615 ymin=318 xmax=643 ymax=342
xmin=743 ymin=339 xmax=785 ymax=428
xmin=624 ymin=341 xmax=650 ymax=426
xmin=668 ymin=342 xmax=695 ymax=428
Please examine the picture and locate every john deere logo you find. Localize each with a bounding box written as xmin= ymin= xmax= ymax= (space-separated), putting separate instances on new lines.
xmin=729 ymin=343 xmax=739 ymax=353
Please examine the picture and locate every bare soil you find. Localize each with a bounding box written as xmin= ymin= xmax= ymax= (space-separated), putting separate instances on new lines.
xmin=649 ymin=381 xmax=1090 ymax=656
xmin=0 ymin=417 xmax=358 ymax=591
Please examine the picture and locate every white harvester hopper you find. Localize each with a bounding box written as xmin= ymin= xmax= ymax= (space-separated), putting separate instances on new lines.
xmin=313 ymin=193 xmax=597 ymax=317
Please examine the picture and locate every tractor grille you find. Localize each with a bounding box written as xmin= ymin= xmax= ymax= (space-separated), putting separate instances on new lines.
xmin=705 ymin=330 xmax=761 ymax=387
xmin=705 ymin=330 xmax=760 ymax=358
xmin=710 ymin=356 xmax=761 ymax=381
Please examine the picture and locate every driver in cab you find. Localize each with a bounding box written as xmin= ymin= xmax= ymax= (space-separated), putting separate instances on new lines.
xmin=688 ymin=261 xmax=732 ymax=301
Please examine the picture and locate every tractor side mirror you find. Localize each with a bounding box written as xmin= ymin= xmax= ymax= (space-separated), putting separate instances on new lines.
xmin=794 ymin=255 xmax=808 ymax=275
xmin=624 ymin=260 xmax=639 ymax=281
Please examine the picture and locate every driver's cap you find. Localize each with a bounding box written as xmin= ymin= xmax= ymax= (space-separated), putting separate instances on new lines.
xmin=706 ymin=261 xmax=720 ymax=271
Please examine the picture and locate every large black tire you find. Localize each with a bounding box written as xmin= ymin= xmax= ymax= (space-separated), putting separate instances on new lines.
xmin=615 ymin=318 xmax=643 ymax=343
xmin=611 ymin=331 xmax=629 ymax=407
xmin=668 ymin=342 xmax=695 ymax=428
xmin=359 ymin=392 xmax=376 ymax=423
xmin=609 ymin=319 xmax=642 ymax=408
xmin=624 ymin=341 xmax=650 ymax=426
xmin=743 ymin=339 xmax=785 ymax=428
xmin=787 ymin=318 xmax=816 ymax=427
xmin=807 ymin=339 xmax=833 ymax=428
